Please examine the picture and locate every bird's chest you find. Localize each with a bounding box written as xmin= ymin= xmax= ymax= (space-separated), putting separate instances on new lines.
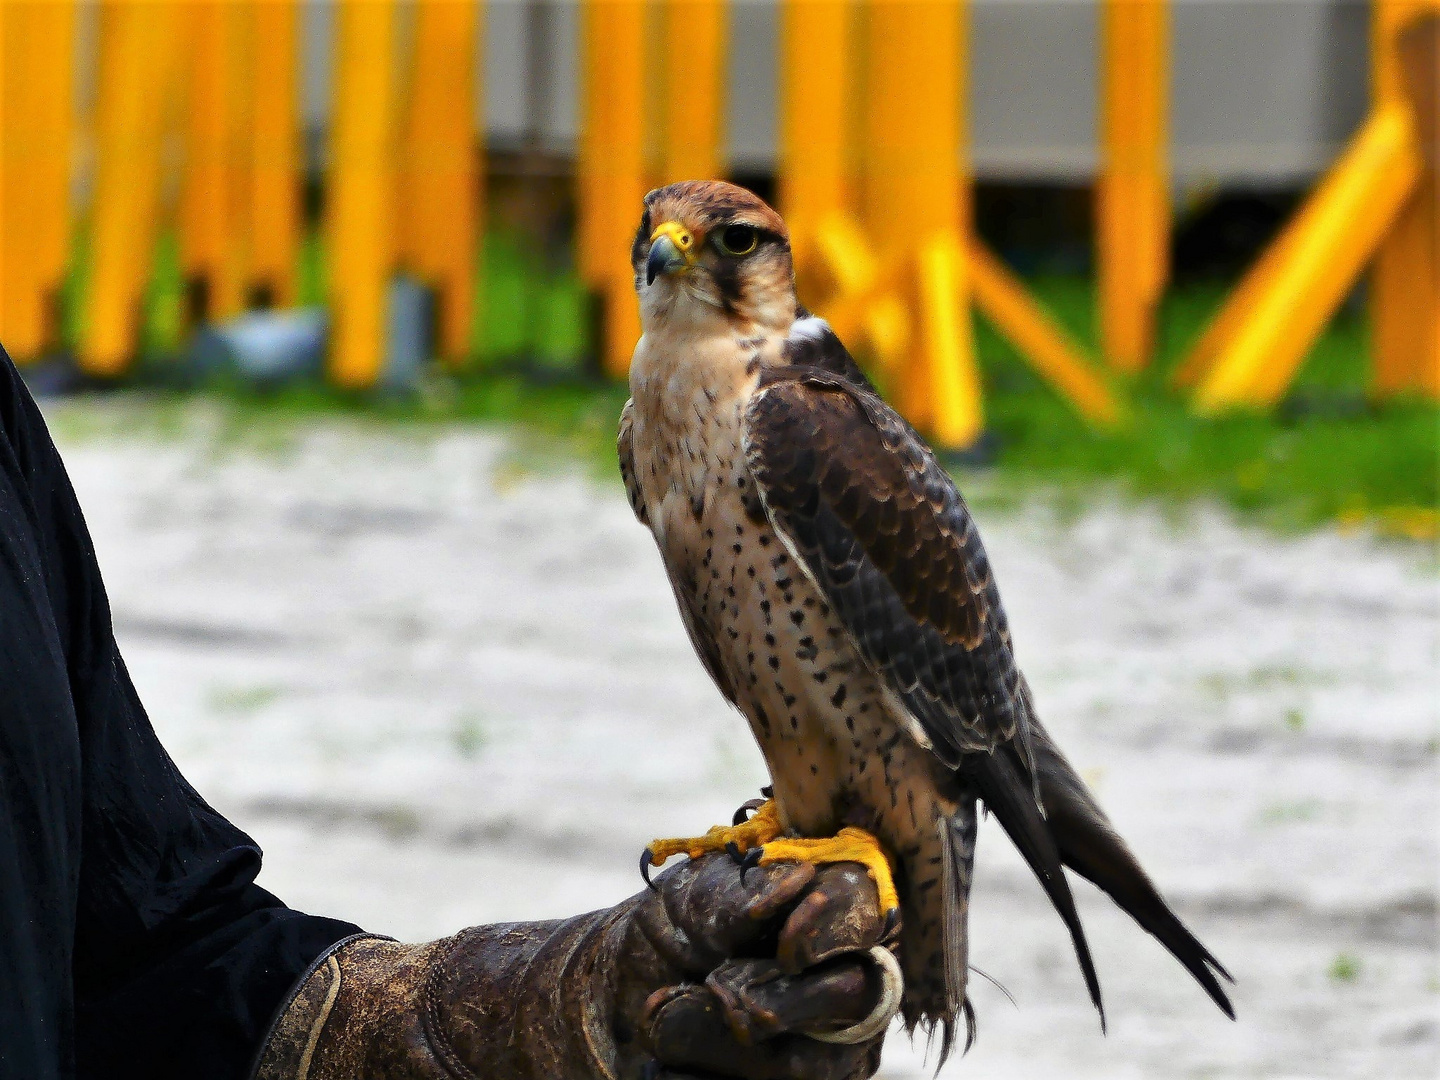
xmin=665 ymin=476 xmax=906 ymax=837
xmin=634 ymin=390 xmax=751 ymax=557
xmin=631 ymin=363 xmax=931 ymax=839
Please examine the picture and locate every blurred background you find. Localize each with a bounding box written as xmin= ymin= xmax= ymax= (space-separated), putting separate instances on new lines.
xmin=2 ymin=1 xmax=1438 ymax=1076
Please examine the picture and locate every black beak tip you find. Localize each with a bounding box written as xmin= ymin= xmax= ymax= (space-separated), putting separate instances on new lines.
xmin=645 ymin=246 xmax=665 ymax=286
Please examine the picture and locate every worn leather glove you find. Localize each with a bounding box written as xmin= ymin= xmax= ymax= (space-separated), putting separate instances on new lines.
xmin=252 ymin=852 xmax=901 ymax=1080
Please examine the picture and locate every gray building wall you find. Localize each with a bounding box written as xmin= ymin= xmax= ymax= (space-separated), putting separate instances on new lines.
xmin=300 ymin=0 xmax=1372 ymax=187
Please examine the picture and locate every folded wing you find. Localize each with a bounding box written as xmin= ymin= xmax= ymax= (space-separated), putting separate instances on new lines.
xmin=742 ymin=370 xmax=1105 ymax=1021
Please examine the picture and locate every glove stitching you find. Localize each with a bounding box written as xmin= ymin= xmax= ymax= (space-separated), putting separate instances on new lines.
xmin=420 ymin=945 xmax=482 ymax=1080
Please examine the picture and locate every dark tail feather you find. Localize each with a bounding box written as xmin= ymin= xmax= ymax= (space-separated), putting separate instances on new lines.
xmin=1030 ymin=724 xmax=1236 ymax=1019
xmin=966 ymin=749 xmax=1106 ymax=1029
xmin=937 ymin=805 xmax=978 ymax=1064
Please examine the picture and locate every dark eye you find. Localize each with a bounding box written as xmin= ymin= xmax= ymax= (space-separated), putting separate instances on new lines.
xmin=717 ymin=224 xmax=759 ymax=257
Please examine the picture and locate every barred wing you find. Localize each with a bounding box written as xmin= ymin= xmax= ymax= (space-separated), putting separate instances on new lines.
xmin=742 ymin=373 xmax=1028 ymax=765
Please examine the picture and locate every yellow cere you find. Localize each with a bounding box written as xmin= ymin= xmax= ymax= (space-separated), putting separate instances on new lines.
xmin=650 ymin=220 xmax=696 ymax=256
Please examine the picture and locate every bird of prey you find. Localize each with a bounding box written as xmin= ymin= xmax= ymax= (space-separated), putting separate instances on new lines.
xmin=621 ymin=180 xmax=1233 ymax=1055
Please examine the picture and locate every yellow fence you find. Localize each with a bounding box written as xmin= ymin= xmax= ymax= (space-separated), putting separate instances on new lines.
xmin=581 ymin=0 xmax=1120 ymax=449
xmin=0 ymin=0 xmax=1433 ymax=446
xmin=1175 ymin=0 xmax=1438 ymax=410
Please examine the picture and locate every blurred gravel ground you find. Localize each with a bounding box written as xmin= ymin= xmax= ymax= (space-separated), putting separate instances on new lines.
xmin=44 ymin=400 xmax=1439 ymax=1079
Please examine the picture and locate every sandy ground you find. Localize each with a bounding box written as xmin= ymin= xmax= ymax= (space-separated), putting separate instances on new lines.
xmin=43 ymin=400 xmax=1439 ymax=1079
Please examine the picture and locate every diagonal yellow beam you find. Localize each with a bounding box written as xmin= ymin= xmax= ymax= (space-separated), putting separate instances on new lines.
xmin=1194 ymin=107 xmax=1421 ymax=413
xmin=970 ymin=241 xmax=1123 ymax=427
xmin=808 ymin=211 xmax=910 ymax=380
xmin=1169 ymin=206 xmax=1302 ymax=389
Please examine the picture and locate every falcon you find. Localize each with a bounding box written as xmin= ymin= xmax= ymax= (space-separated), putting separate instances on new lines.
xmin=621 ymin=180 xmax=1233 ymax=1055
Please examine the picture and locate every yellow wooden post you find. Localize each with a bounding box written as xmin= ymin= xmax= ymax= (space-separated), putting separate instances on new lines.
xmin=778 ymin=0 xmax=852 ymax=238
xmin=1 ymin=0 xmax=77 ymax=361
xmin=660 ymin=0 xmax=727 ymax=183
xmin=1097 ymin=0 xmax=1169 ymax=374
xmin=578 ymin=0 xmax=646 ymax=377
xmin=328 ymin=0 xmax=399 ymax=388
xmin=180 ymin=0 xmax=253 ymax=322
xmin=1183 ymin=0 xmax=1437 ymax=410
xmin=249 ymin=0 xmax=301 ymax=308
xmin=1193 ymin=108 xmax=1420 ymax=412
xmin=778 ymin=0 xmax=858 ymax=292
xmin=401 ymin=0 xmax=480 ymax=365
xmin=862 ymin=1 xmax=966 ymax=260
xmin=83 ymin=0 xmax=183 ymax=376
xmin=862 ymin=0 xmax=980 ymax=448
xmin=1371 ymin=1 xmax=1438 ymax=398
xmin=778 ymin=0 xmax=904 ymax=373
xmin=918 ymin=233 xmax=983 ymax=449
xmin=576 ymin=0 xmax=616 ymax=293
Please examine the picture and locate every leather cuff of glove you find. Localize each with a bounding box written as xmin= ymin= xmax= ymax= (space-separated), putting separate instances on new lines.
xmin=251 ymin=911 xmax=631 ymax=1080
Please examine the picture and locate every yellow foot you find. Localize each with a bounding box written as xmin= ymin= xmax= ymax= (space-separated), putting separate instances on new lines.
xmin=643 ymin=799 xmax=784 ymax=884
xmin=758 ymin=827 xmax=901 ymax=924
xmin=643 ymin=802 xmax=900 ymax=926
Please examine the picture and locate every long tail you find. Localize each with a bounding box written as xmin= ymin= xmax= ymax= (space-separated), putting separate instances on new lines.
xmin=964 ymin=747 xmax=1107 ymax=1028
xmin=1029 ymin=721 xmax=1236 ymax=1019
xmin=937 ymin=803 xmax=978 ymax=1062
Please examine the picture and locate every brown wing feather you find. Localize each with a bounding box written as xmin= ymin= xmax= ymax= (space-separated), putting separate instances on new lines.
xmin=744 ymin=372 xmax=1110 ymax=1027
xmin=617 ymin=400 xmax=649 ymax=526
xmin=742 ymin=372 xmax=1025 ymax=763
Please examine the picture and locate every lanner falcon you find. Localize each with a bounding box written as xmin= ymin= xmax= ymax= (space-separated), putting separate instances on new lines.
xmin=621 ymin=180 xmax=1233 ymax=1054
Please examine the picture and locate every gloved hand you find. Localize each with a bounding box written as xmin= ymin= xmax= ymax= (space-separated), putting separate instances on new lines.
xmin=252 ymin=852 xmax=901 ymax=1080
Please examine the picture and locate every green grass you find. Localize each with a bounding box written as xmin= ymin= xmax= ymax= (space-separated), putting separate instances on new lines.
xmin=49 ymin=229 xmax=1439 ymax=539
xmin=191 ymin=369 xmax=630 ymax=470
xmin=969 ymin=277 xmax=1438 ymax=535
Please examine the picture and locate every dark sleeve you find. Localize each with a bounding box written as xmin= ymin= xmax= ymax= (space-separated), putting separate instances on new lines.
xmin=0 ymin=352 xmax=362 ymax=1080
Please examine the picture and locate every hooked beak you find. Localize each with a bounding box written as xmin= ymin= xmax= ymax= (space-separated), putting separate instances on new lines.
xmin=646 ymin=221 xmax=696 ymax=285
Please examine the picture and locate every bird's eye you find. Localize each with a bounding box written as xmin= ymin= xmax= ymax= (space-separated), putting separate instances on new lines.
xmin=717 ymin=224 xmax=759 ymax=257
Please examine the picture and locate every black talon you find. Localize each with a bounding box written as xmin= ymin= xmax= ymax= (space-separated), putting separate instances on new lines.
xmin=725 ymin=840 xmax=745 ymax=864
xmin=732 ymin=797 xmax=766 ymax=826
xmin=641 ymin=848 xmax=659 ymax=891
xmin=760 ymin=785 xmax=774 ymax=798
xmin=882 ymin=907 xmax=901 ymax=940
xmin=738 ymin=845 xmax=765 ymax=885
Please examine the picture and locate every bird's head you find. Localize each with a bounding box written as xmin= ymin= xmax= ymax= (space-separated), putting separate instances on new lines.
xmin=632 ymin=180 xmax=796 ymax=334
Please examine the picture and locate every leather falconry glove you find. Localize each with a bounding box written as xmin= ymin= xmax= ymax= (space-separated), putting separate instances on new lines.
xmin=252 ymin=852 xmax=904 ymax=1080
